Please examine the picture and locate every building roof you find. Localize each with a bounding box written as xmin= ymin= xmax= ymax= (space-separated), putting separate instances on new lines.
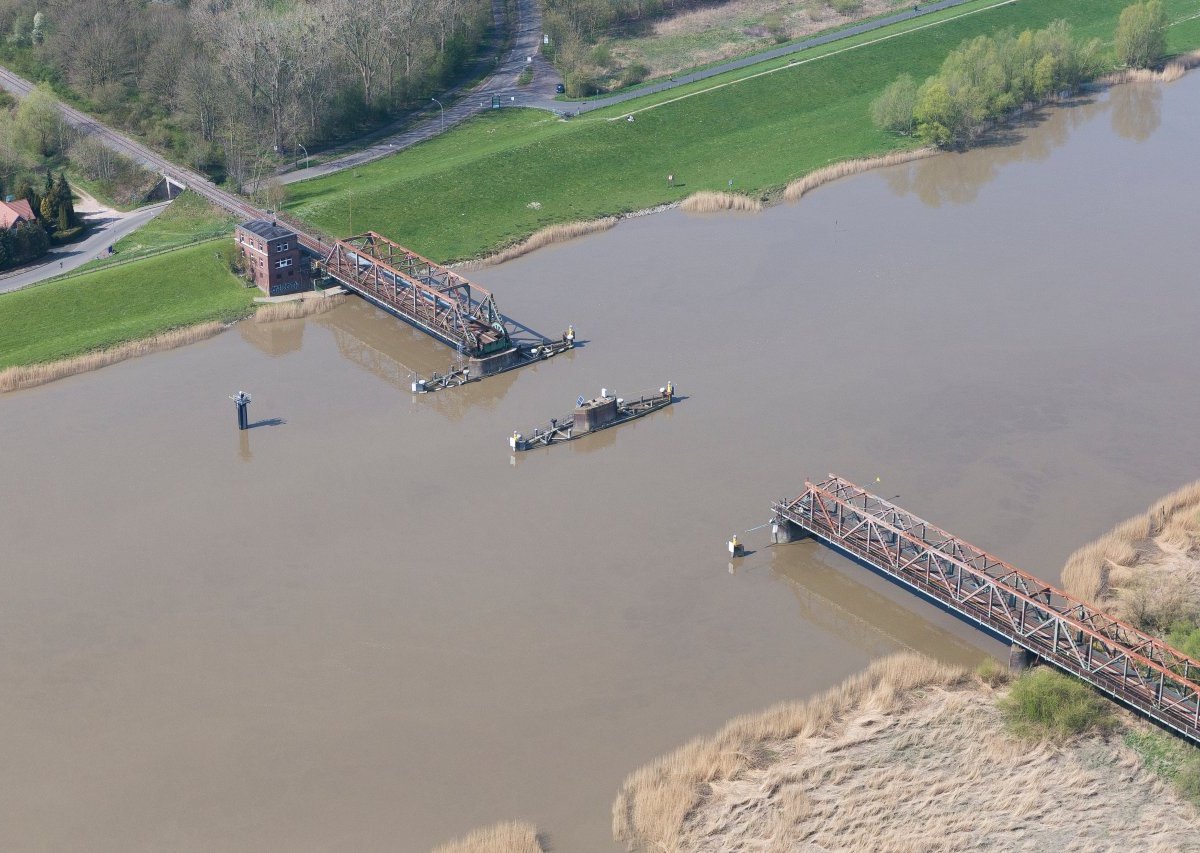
xmin=0 ymin=198 xmax=36 ymax=229
xmin=239 ymin=219 xmax=294 ymax=241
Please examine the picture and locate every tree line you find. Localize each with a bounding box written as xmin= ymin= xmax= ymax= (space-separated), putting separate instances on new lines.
xmin=0 ymin=0 xmax=494 ymax=189
xmin=872 ymin=1 xmax=1172 ymax=147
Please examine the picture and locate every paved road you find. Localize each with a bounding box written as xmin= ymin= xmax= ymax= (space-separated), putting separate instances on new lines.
xmin=277 ymin=0 xmax=977 ymax=184
xmin=556 ymin=0 xmax=976 ymax=115
xmin=275 ymin=0 xmax=562 ymax=186
xmin=0 ymin=200 xmax=169 ymax=294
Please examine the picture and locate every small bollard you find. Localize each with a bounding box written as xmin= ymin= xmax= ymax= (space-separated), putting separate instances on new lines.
xmin=230 ymin=390 xmax=252 ymax=430
xmin=728 ymin=535 xmax=745 ymax=558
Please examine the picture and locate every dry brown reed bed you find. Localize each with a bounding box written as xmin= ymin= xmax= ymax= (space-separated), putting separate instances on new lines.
xmin=1101 ymin=50 xmax=1200 ymax=86
xmin=679 ymin=190 xmax=762 ymax=213
xmin=430 ymin=821 xmax=545 ymax=853
xmin=472 ymin=218 xmax=619 ymax=267
xmin=783 ymin=148 xmax=938 ymax=203
xmin=613 ymin=653 xmax=1198 ymax=852
xmin=253 ymin=293 xmax=346 ymax=323
xmin=1061 ymin=480 xmax=1200 ymax=630
xmin=0 ymin=322 xmax=226 ymax=393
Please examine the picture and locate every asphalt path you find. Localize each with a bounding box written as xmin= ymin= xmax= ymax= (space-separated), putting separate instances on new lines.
xmin=0 ymin=201 xmax=169 ymax=294
xmin=276 ymin=0 xmax=976 ymax=184
xmin=276 ymin=0 xmax=561 ymax=186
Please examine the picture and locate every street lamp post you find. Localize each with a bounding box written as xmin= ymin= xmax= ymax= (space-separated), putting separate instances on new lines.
xmin=296 ymin=142 xmax=309 ymax=170
xmin=431 ymin=97 xmax=444 ymax=131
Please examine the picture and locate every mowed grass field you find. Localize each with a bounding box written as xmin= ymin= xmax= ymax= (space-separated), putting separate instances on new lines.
xmin=286 ymin=0 xmax=1200 ymax=262
xmin=0 ymin=240 xmax=253 ymax=369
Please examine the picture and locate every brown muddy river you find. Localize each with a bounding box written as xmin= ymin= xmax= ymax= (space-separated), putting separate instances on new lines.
xmin=3 ymin=75 xmax=1200 ymax=851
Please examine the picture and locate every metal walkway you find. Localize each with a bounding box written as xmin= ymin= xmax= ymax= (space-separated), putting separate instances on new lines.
xmin=772 ymin=475 xmax=1200 ymax=745
xmin=315 ymin=232 xmax=510 ymax=357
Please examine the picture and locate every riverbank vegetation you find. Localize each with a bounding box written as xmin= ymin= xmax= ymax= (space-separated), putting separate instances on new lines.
xmin=612 ymin=653 xmax=1200 ymax=851
xmin=286 ymin=0 xmax=1200 ymax=263
xmin=1062 ymin=480 xmax=1200 ymax=636
xmin=431 ymin=821 xmax=546 ymax=853
xmin=0 ymin=0 xmax=496 ymax=189
xmin=543 ymin=0 xmax=912 ymax=95
xmin=0 ymin=239 xmax=252 ymax=372
xmin=872 ymin=20 xmax=1105 ymax=145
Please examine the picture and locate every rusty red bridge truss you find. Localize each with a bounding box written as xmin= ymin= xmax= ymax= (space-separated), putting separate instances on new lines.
xmin=316 ymin=232 xmax=510 ymax=356
xmin=773 ymin=475 xmax=1200 ymax=745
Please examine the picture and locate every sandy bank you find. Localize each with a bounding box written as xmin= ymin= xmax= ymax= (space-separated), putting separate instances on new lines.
xmin=612 ymin=653 xmax=1199 ymax=852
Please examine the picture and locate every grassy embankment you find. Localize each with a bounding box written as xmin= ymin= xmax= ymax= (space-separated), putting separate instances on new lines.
xmin=0 ymin=240 xmax=252 ymax=375
xmin=612 ymin=653 xmax=1200 ymax=851
xmin=286 ymin=0 xmax=1200 ymax=263
xmin=86 ymin=190 xmax=238 ymax=269
xmin=0 ymin=191 xmax=252 ymax=384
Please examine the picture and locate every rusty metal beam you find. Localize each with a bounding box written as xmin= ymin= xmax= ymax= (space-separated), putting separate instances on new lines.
xmin=774 ymin=476 xmax=1200 ymax=744
xmin=317 ymin=232 xmax=509 ymax=355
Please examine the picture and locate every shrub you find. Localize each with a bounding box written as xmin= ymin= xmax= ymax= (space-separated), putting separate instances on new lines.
xmin=1115 ymin=0 xmax=1168 ymax=69
xmin=1178 ymin=755 xmax=1200 ymax=804
xmin=871 ymin=73 xmax=918 ymax=134
xmin=621 ymin=62 xmax=650 ymax=87
xmin=830 ymin=0 xmax=863 ymax=14
xmin=517 ymin=66 xmax=533 ymax=86
xmin=999 ymin=668 xmax=1115 ymax=739
xmin=1167 ymin=620 xmax=1200 ymax=660
xmin=51 ymin=226 xmax=85 ymax=245
xmin=976 ymin=656 xmax=1010 ymax=687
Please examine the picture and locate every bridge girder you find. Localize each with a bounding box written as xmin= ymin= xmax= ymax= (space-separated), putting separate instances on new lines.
xmin=775 ymin=475 xmax=1200 ymax=745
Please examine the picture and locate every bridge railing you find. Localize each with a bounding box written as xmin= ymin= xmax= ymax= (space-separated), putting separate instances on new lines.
xmin=774 ymin=476 xmax=1200 ymax=745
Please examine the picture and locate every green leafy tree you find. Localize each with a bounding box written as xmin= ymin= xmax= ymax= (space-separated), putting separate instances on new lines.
xmin=14 ymin=85 xmax=65 ymax=157
xmin=57 ymin=202 xmax=70 ymax=232
xmin=913 ymin=79 xmax=958 ymax=146
xmin=871 ymin=74 xmax=918 ymax=134
xmin=1116 ymin=0 xmax=1169 ymax=68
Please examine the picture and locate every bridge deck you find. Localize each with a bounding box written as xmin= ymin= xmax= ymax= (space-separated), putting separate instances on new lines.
xmin=315 ymin=232 xmax=509 ymax=356
xmin=774 ymin=476 xmax=1200 ymax=745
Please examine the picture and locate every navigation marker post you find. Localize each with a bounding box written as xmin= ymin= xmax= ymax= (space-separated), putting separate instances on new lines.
xmin=231 ymin=391 xmax=251 ymax=430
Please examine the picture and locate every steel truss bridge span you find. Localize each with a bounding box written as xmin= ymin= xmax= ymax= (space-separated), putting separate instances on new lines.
xmin=317 ymin=232 xmax=510 ymax=357
xmin=773 ymin=476 xmax=1200 ymax=745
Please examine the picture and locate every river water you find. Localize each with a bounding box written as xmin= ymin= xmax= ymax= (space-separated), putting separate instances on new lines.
xmin=3 ymin=76 xmax=1199 ymax=851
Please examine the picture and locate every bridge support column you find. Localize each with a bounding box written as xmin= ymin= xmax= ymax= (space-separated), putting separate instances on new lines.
xmin=469 ymin=347 xmax=521 ymax=376
xmin=1008 ymin=643 xmax=1037 ymax=674
xmin=771 ymin=517 xmax=807 ymax=545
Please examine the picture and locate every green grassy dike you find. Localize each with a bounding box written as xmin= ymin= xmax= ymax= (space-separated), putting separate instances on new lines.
xmin=285 ymin=0 xmax=1200 ymax=262
xmin=3 ymin=0 xmax=1200 ymax=373
xmin=0 ymin=240 xmax=253 ymax=370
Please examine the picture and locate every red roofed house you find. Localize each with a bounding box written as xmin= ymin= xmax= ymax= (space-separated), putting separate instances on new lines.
xmin=0 ymin=198 xmax=36 ymax=229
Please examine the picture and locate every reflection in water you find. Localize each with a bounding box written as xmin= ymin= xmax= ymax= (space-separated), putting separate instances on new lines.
xmin=882 ymin=88 xmax=1158 ymax=206
xmin=768 ymin=541 xmax=989 ymax=667
xmin=1110 ymin=82 xmax=1162 ymax=142
xmin=238 ymin=430 xmax=252 ymax=462
xmin=316 ymin=298 xmax=531 ymax=420
xmin=238 ymin=316 xmax=305 ymax=356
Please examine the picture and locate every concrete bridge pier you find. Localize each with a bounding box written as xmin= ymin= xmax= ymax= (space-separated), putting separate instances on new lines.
xmin=1009 ymin=643 xmax=1037 ymax=673
xmin=772 ymin=516 xmax=808 ymax=545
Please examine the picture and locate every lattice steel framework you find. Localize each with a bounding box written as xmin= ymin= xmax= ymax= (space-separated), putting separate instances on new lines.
xmin=321 ymin=232 xmax=509 ymax=355
xmin=774 ymin=476 xmax=1200 ymax=744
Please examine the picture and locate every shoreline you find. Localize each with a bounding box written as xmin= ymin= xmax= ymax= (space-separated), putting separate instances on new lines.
xmin=0 ymin=295 xmax=347 ymax=394
xmin=8 ymin=60 xmax=1197 ymax=392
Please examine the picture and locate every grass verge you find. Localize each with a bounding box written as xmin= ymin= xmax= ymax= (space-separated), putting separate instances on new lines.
xmin=79 ymin=191 xmax=239 ymax=272
xmin=0 ymin=239 xmax=254 ymax=370
xmin=286 ymin=0 xmax=1200 ymax=263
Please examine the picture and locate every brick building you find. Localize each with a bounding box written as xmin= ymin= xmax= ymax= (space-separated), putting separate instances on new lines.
xmin=235 ymin=220 xmax=309 ymax=296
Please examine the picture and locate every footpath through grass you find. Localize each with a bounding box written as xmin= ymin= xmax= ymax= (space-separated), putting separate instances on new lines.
xmin=0 ymin=240 xmax=253 ymax=369
xmin=286 ymin=0 xmax=1200 ymax=262
xmin=79 ymin=191 xmax=238 ymax=273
